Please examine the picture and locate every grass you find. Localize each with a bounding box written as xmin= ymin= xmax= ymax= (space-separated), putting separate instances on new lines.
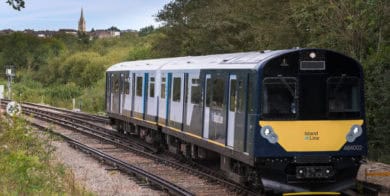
xmin=0 ymin=115 xmax=93 ymax=195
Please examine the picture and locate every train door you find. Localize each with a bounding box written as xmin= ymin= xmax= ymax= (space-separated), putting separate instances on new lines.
xmin=169 ymin=73 xmax=184 ymax=130
xmin=106 ymin=73 xmax=111 ymax=111
xmin=146 ymin=73 xmax=157 ymax=121
xmin=133 ymin=73 xmax=144 ymax=118
xmin=131 ymin=73 xmax=135 ymax=117
xmin=158 ymin=73 xmax=167 ymax=124
xmin=119 ymin=73 xmax=125 ymax=114
xmin=184 ymin=72 xmax=202 ymax=136
xmin=203 ymin=74 xmax=211 ymax=139
xmin=227 ymin=74 xmax=237 ymax=147
xmin=110 ymin=72 xmax=120 ymax=114
xmin=234 ymin=75 xmax=247 ymax=152
xmin=122 ymin=72 xmax=132 ymax=116
xmin=208 ymin=74 xmax=227 ymax=145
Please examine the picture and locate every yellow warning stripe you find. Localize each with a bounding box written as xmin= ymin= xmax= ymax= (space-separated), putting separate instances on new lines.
xmin=131 ymin=117 xmax=225 ymax=147
xmin=161 ymin=125 xmax=224 ymax=147
xmin=283 ymin=192 xmax=340 ymax=196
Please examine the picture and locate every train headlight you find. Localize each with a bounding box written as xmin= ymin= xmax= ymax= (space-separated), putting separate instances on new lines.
xmin=346 ymin=125 xmax=362 ymax=143
xmin=260 ymin=126 xmax=278 ymax=144
xmin=309 ymin=52 xmax=316 ymax=59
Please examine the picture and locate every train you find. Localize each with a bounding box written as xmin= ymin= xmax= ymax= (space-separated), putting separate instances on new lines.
xmin=105 ymin=48 xmax=367 ymax=193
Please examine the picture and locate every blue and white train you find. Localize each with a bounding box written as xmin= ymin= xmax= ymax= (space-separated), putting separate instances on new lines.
xmin=106 ymin=48 xmax=367 ymax=192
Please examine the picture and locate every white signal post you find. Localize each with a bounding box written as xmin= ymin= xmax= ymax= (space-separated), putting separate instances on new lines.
xmin=5 ymin=65 xmax=15 ymax=100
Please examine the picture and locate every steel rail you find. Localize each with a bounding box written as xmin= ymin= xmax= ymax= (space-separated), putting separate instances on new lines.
xmin=1 ymin=99 xmax=109 ymax=123
xmin=31 ymin=122 xmax=193 ymax=196
xmin=22 ymin=107 xmax=158 ymax=153
xmin=0 ymin=100 xmax=260 ymax=195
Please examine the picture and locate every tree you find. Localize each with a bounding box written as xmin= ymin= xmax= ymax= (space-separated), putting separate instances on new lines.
xmin=153 ymin=0 xmax=299 ymax=56
xmin=154 ymin=0 xmax=390 ymax=163
xmin=6 ymin=0 xmax=25 ymax=10
xmin=108 ymin=26 xmax=120 ymax=32
xmin=364 ymin=45 xmax=390 ymax=162
xmin=289 ymin=0 xmax=387 ymax=61
xmin=139 ymin=25 xmax=154 ymax=37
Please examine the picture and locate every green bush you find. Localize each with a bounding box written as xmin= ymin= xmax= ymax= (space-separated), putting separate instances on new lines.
xmin=78 ymin=78 xmax=106 ymax=113
xmin=0 ymin=117 xmax=91 ymax=195
xmin=364 ymin=46 xmax=390 ymax=163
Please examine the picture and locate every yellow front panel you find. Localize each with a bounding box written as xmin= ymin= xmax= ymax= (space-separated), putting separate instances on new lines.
xmin=259 ymin=120 xmax=363 ymax=152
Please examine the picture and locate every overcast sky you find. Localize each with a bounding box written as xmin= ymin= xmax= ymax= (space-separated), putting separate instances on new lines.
xmin=0 ymin=0 xmax=171 ymax=31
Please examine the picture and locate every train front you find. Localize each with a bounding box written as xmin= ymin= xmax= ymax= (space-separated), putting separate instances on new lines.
xmin=255 ymin=49 xmax=367 ymax=192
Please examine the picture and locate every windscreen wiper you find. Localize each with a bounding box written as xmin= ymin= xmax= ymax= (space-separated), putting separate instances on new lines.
xmin=277 ymin=75 xmax=297 ymax=99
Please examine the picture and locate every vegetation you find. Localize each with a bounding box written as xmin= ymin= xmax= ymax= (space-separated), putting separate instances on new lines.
xmin=0 ymin=116 xmax=91 ymax=194
xmin=0 ymin=0 xmax=388 ymax=162
xmin=153 ymin=0 xmax=390 ymax=163
xmin=6 ymin=0 xmax=25 ymax=11
xmin=0 ymin=31 xmax=155 ymax=110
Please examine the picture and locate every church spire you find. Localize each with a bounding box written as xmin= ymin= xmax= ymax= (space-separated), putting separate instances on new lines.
xmin=78 ymin=8 xmax=86 ymax=32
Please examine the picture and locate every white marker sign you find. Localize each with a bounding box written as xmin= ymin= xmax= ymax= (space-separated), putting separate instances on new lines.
xmin=6 ymin=101 xmax=21 ymax=116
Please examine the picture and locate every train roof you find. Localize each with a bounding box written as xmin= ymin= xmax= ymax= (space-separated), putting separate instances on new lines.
xmin=106 ymin=48 xmax=362 ymax=72
xmin=106 ymin=49 xmax=295 ymax=72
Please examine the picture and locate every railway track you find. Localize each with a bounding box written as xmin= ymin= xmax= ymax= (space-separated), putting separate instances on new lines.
xmin=1 ymin=100 xmax=258 ymax=195
xmin=32 ymin=121 xmax=191 ymax=196
xmin=3 ymin=100 xmax=388 ymax=195
xmin=15 ymin=100 xmax=110 ymax=124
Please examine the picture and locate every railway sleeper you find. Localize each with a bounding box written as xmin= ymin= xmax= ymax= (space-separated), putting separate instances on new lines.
xmin=112 ymin=117 xmax=261 ymax=188
xmin=166 ymin=134 xmax=259 ymax=187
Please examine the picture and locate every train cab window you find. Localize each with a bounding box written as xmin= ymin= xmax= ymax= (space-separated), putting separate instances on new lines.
xmin=172 ymin=77 xmax=181 ymax=102
xmin=136 ymin=76 xmax=143 ymax=96
xmin=262 ymin=77 xmax=297 ymax=119
xmin=191 ymin=78 xmax=201 ymax=104
xmin=149 ymin=77 xmax=155 ymax=97
xmin=327 ymin=76 xmax=360 ymax=117
xmin=161 ymin=77 xmax=166 ymax=98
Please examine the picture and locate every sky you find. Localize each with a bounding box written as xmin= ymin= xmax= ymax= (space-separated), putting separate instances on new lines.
xmin=0 ymin=0 xmax=171 ymax=31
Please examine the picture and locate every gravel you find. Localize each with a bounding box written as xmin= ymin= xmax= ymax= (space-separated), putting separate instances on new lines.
xmin=45 ymin=133 xmax=165 ymax=195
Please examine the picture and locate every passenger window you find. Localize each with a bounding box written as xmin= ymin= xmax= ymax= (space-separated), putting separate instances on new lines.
xmin=191 ymin=78 xmax=201 ymax=104
xmin=120 ymin=74 xmax=124 ymax=93
xmin=237 ymin=80 xmax=244 ymax=112
xmin=124 ymin=73 xmax=130 ymax=95
xmin=149 ymin=77 xmax=155 ymax=97
xmin=212 ymin=78 xmax=225 ymax=108
xmin=136 ymin=76 xmax=143 ymax=96
xmin=112 ymin=73 xmax=119 ymax=93
xmin=262 ymin=77 xmax=297 ymax=118
xmin=206 ymin=78 xmax=211 ymax=107
xmin=110 ymin=74 xmax=114 ymax=92
xmin=247 ymin=79 xmax=253 ymax=112
xmin=230 ymin=79 xmax=237 ymax=112
xmin=172 ymin=77 xmax=181 ymax=102
xmin=161 ymin=77 xmax=166 ymax=98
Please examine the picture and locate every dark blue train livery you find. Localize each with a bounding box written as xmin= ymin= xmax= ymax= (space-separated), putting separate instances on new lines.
xmin=106 ymin=48 xmax=366 ymax=192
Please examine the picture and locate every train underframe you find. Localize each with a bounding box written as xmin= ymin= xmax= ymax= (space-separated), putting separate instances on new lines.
xmin=110 ymin=116 xmax=362 ymax=193
xmin=254 ymin=156 xmax=362 ymax=193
